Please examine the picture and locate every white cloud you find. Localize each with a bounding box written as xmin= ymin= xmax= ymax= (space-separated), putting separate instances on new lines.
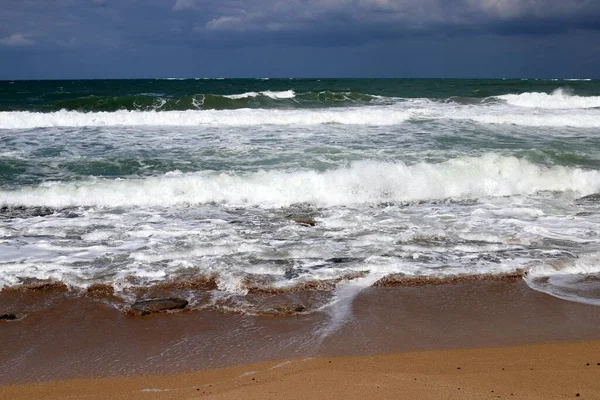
xmin=466 ymin=0 xmax=596 ymax=19
xmin=206 ymin=16 xmax=243 ymax=30
xmin=0 ymin=33 xmax=34 ymax=47
xmin=173 ymin=0 xmax=196 ymax=11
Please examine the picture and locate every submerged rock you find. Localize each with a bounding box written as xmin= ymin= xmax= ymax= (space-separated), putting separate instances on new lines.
xmin=0 ymin=313 xmax=17 ymax=321
xmin=274 ymin=304 xmax=306 ymax=315
xmin=129 ymin=298 xmax=189 ymax=316
xmin=293 ymin=217 xmax=316 ymax=227
xmin=0 ymin=206 xmax=56 ymax=218
xmin=0 ymin=206 xmax=81 ymax=219
xmin=326 ymin=257 xmax=360 ymax=264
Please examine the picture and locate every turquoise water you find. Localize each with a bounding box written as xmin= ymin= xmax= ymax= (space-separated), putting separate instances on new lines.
xmin=0 ymin=78 xmax=599 ymax=310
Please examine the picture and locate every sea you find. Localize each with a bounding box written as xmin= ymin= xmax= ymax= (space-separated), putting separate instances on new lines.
xmin=1 ymin=78 xmax=600 ymax=315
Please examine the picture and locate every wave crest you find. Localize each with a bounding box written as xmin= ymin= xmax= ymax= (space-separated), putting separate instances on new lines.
xmin=1 ymin=155 xmax=598 ymax=208
xmin=0 ymin=108 xmax=411 ymax=129
xmin=497 ymin=88 xmax=600 ymax=109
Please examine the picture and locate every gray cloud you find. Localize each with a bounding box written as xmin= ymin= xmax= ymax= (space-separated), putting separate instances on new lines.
xmin=0 ymin=0 xmax=599 ymax=78
xmin=2 ymin=0 xmax=597 ymax=52
xmin=193 ymin=0 xmax=600 ymax=37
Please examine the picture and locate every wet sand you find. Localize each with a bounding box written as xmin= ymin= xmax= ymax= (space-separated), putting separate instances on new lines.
xmin=2 ymin=341 xmax=600 ymax=399
xmin=2 ymin=280 xmax=600 ymax=397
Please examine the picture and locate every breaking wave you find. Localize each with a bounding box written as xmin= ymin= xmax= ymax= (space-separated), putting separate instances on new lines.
xmin=223 ymin=90 xmax=296 ymax=99
xmin=497 ymin=88 xmax=600 ymax=109
xmin=2 ymin=104 xmax=599 ymax=129
xmin=0 ymin=108 xmax=412 ymax=129
xmin=1 ymin=155 xmax=598 ymax=208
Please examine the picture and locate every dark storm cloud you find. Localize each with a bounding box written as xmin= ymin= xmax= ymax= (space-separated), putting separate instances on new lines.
xmin=2 ymin=0 xmax=599 ymax=49
xmin=0 ymin=0 xmax=169 ymax=49
xmin=188 ymin=0 xmax=600 ymax=38
xmin=0 ymin=0 xmax=599 ymax=78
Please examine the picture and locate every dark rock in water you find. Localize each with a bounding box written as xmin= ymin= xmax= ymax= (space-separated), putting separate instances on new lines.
xmin=283 ymin=267 xmax=302 ymax=280
xmin=31 ymin=207 xmax=55 ymax=217
xmin=575 ymin=193 xmax=600 ymax=205
xmin=575 ymin=212 xmax=595 ymax=217
xmin=293 ymin=217 xmax=316 ymax=227
xmin=293 ymin=304 xmax=306 ymax=313
xmin=129 ymin=298 xmax=188 ymax=316
xmin=0 ymin=206 xmax=82 ymax=219
xmin=326 ymin=257 xmax=360 ymax=264
xmin=274 ymin=304 xmax=306 ymax=314
xmin=0 ymin=313 xmax=17 ymax=321
xmin=63 ymin=211 xmax=81 ymax=218
xmin=0 ymin=206 xmax=56 ymax=219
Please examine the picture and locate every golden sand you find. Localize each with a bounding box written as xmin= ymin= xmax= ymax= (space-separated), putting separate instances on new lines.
xmin=3 ymin=341 xmax=600 ymax=399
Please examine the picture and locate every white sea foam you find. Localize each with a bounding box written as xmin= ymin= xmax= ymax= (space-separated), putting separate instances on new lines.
xmin=223 ymin=91 xmax=259 ymax=99
xmin=1 ymin=155 xmax=598 ymax=208
xmin=527 ymin=254 xmax=600 ymax=278
xmin=261 ymin=90 xmax=295 ymax=99
xmin=223 ymin=90 xmax=295 ymax=99
xmin=2 ymin=106 xmax=598 ymax=129
xmin=525 ymin=254 xmax=600 ymax=306
xmin=497 ymin=88 xmax=600 ymax=109
xmin=0 ymin=107 xmax=410 ymax=129
xmin=466 ymin=113 xmax=600 ymax=128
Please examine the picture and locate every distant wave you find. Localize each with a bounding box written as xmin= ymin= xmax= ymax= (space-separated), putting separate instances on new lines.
xmin=9 ymin=90 xmax=385 ymax=113
xmin=496 ymin=88 xmax=600 ymax=109
xmin=2 ymin=104 xmax=599 ymax=129
xmin=1 ymin=155 xmax=598 ymax=208
xmin=224 ymin=90 xmax=296 ymax=99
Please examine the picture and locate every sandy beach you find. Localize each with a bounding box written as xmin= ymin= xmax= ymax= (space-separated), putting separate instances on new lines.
xmin=2 ymin=340 xmax=600 ymax=399
xmin=2 ymin=280 xmax=600 ymax=398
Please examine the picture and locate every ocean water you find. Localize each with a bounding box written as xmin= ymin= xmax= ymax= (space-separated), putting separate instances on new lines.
xmin=1 ymin=78 xmax=600 ymax=312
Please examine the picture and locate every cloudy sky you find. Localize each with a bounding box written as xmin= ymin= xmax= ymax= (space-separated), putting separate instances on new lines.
xmin=1 ymin=0 xmax=600 ymax=79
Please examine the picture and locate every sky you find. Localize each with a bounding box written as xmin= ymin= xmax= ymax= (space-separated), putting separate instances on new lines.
xmin=1 ymin=0 xmax=600 ymax=79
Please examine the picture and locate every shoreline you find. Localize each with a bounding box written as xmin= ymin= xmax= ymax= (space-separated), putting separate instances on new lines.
xmin=2 ymin=280 xmax=600 ymax=386
xmin=2 ymin=340 xmax=600 ymax=399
